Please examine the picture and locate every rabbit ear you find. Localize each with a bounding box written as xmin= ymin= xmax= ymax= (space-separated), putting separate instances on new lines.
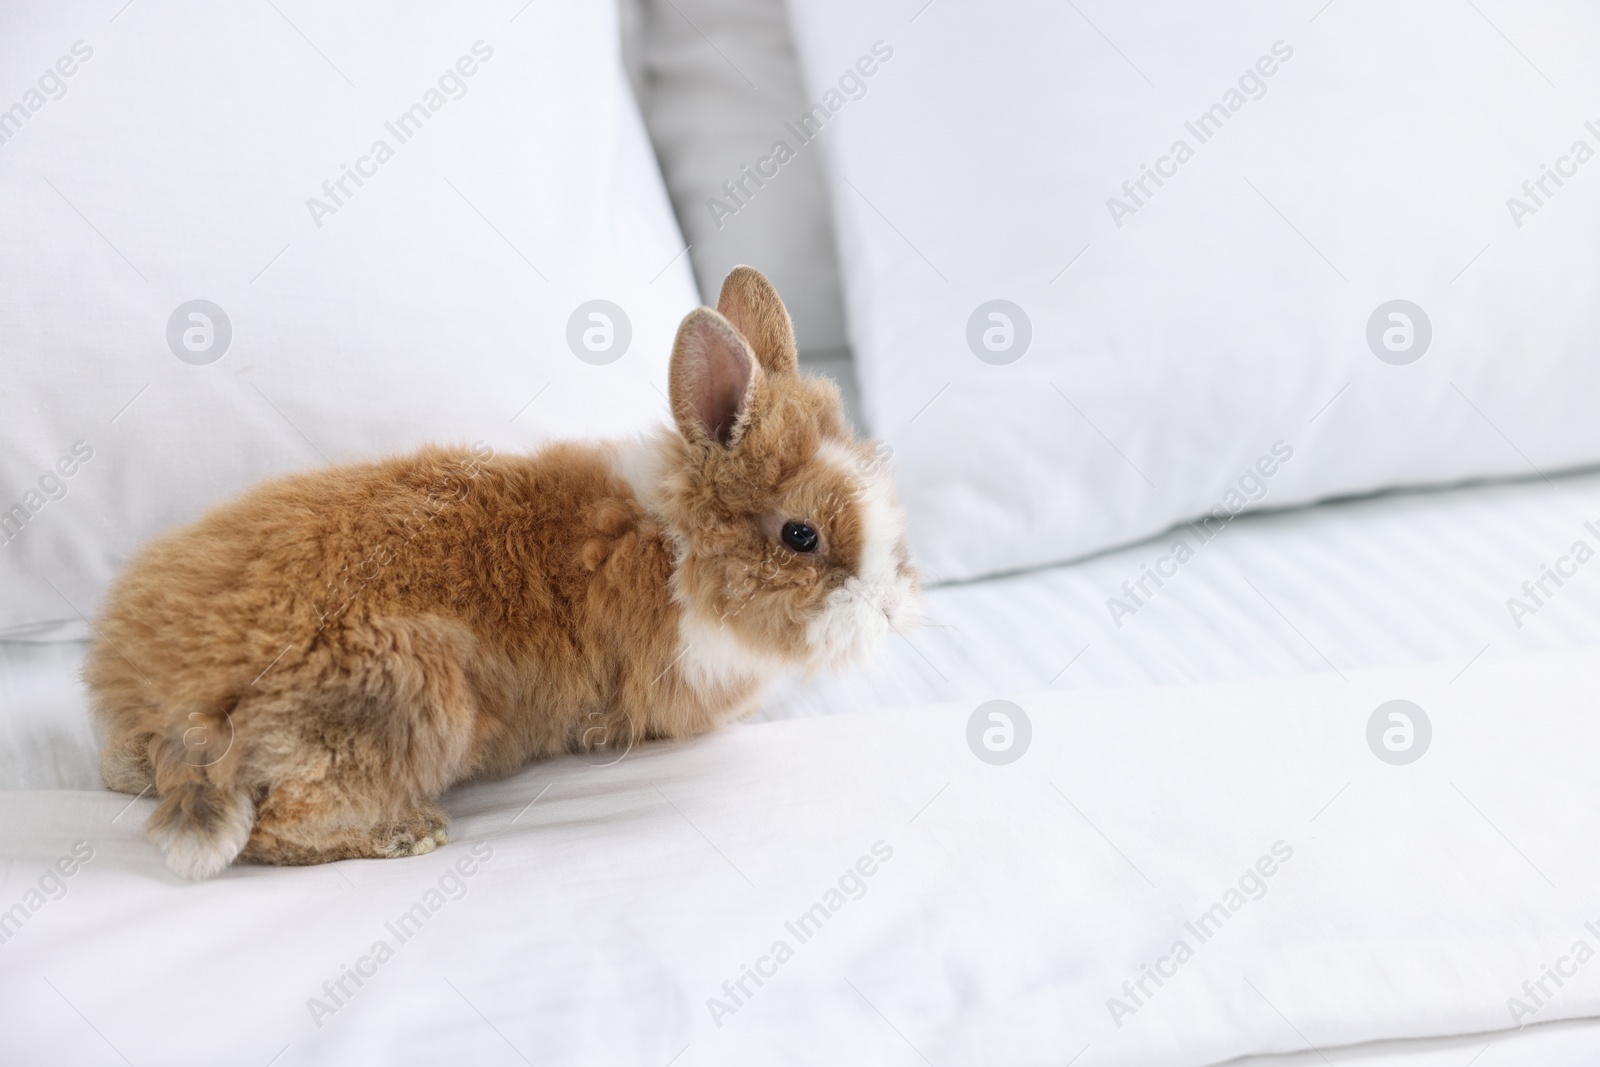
xmin=717 ymin=265 xmax=798 ymax=376
xmin=669 ymin=307 xmax=761 ymax=447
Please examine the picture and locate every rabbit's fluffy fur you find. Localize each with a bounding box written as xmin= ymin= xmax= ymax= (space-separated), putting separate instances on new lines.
xmin=85 ymin=267 xmax=920 ymax=879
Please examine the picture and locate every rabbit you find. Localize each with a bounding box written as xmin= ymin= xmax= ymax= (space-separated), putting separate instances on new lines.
xmin=84 ymin=266 xmax=920 ymax=879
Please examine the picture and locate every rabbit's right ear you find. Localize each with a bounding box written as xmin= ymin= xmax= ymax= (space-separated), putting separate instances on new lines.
xmin=670 ymin=307 xmax=760 ymax=447
xmin=717 ymin=266 xmax=798 ymax=377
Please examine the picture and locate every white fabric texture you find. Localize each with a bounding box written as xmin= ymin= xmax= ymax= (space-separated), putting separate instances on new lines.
xmin=2 ymin=648 xmax=1598 ymax=1065
xmin=621 ymin=0 xmax=849 ymax=354
xmin=784 ymin=0 xmax=1600 ymax=582
xmin=0 ymin=1 xmax=698 ymax=639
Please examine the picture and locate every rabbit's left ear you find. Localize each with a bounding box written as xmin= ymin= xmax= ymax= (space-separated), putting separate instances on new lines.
xmin=717 ymin=265 xmax=798 ymax=377
xmin=669 ymin=307 xmax=761 ymax=448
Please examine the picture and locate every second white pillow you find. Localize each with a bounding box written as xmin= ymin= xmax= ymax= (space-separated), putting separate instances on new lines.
xmin=788 ymin=0 xmax=1600 ymax=582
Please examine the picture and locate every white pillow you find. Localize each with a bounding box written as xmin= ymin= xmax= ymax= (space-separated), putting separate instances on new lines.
xmin=621 ymin=0 xmax=848 ymax=355
xmin=786 ymin=0 xmax=1600 ymax=582
xmin=0 ymin=2 xmax=697 ymax=638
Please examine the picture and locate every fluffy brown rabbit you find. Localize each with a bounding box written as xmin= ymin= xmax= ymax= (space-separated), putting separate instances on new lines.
xmin=85 ymin=267 xmax=920 ymax=879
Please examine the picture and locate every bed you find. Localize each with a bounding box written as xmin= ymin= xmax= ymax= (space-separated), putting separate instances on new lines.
xmin=7 ymin=0 xmax=1600 ymax=1063
xmin=5 ymin=468 xmax=1600 ymax=1065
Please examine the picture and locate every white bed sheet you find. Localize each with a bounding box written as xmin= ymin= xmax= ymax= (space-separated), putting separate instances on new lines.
xmin=2 ymin=649 xmax=1599 ymax=1066
xmin=7 ymin=469 xmax=1600 ymax=791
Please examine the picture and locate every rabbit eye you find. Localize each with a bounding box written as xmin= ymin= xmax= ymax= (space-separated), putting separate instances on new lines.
xmin=781 ymin=521 xmax=819 ymax=553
